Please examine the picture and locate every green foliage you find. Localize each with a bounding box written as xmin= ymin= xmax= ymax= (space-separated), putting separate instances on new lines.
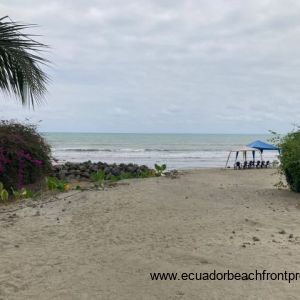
xmin=0 ymin=16 xmax=49 ymax=107
xmin=11 ymin=187 xmax=34 ymax=200
xmin=46 ymin=177 xmax=68 ymax=192
xmin=119 ymin=172 xmax=134 ymax=180
xmin=109 ymin=175 xmax=119 ymax=182
xmin=0 ymin=120 xmax=52 ymax=192
xmin=0 ymin=182 xmax=9 ymax=201
xmin=89 ymin=168 xmax=155 ymax=189
xmin=110 ymin=170 xmax=154 ymax=181
xmin=25 ymin=189 xmax=34 ymax=198
xmin=1 ymin=189 xmax=8 ymax=201
xmin=0 ymin=181 xmax=34 ymax=201
xmin=90 ymin=170 xmax=105 ymax=189
xmin=276 ymin=129 xmax=300 ymax=192
xmin=137 ymin=170 xmax=155 ymax=178
xmin=154 ymin=164 xmax=167 ymax=176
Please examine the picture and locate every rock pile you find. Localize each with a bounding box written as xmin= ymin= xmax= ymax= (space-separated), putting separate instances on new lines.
xmin=52 ymin=161 xmax=153 ymax=181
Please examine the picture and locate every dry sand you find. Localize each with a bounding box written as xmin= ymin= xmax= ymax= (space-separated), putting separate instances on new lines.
xmin=0 ymin=169 xmax=300 ymax=299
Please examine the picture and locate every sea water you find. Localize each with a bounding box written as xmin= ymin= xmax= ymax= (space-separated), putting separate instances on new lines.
xmin=43 ymin=133 xmax=279 ymax=169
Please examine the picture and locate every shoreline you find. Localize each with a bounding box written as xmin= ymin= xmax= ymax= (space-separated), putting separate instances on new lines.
xmin=46 ymin=132 xmax=279 ymax=170
xmin=52 ymin=159 xmax=279 ymax=171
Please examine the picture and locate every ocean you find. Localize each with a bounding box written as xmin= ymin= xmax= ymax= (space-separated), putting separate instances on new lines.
xmin=43 ymin=133 xmax=279 ymax=170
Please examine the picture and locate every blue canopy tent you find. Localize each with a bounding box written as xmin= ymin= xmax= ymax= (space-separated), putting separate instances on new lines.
xmin=247 ymin=140 xmax=280 ymax=154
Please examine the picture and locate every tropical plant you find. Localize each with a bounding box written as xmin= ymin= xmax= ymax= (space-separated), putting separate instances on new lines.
xmin=0 ymin=120 xmax=52 ymax=191
xmin=154 ymin=164 xmax=167 ymax=176
xmin=11 ymin=187 xmax=34 ymax=200
xmin=0 ymin=16 xmax=49 ymax=107
xmin=46 ymin=177 xmax=69 ymax=192
xmin=0 ymin=182 xmax=9 ymax=201
xmin=90 ymin=170 xmax=105 ymax=189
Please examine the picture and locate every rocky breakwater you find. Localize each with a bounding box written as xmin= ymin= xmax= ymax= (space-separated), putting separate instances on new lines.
xmin=52 ymin=161 xmax=154 ymax=181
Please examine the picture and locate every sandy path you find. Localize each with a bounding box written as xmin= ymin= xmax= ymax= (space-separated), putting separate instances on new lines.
xmin=0 ymin=169 xmax=300 ymax=299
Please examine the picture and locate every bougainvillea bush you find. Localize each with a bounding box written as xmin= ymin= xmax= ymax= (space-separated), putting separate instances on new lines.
xmin=0 ymin=120 xmax=51 ymax=191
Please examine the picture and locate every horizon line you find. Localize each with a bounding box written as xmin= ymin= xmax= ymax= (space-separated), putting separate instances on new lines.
xmin=41 ymin=131 xmax=276 ymax=135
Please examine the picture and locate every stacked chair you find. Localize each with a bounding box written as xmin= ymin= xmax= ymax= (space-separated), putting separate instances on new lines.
xmin=234 ymin=160 xmax=270 ymax=169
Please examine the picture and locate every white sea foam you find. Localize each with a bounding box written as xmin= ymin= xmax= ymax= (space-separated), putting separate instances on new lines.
xmin=44 ymin=133 xmax=279 ymax=169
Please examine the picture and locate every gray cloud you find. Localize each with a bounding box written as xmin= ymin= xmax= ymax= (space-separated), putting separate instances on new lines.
xmin=0 ymin=0 xmax=299 ymax=133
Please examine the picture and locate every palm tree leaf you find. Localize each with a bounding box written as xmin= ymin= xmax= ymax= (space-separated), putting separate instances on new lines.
xmin=0 ymin=16 xmax=49 ymax=107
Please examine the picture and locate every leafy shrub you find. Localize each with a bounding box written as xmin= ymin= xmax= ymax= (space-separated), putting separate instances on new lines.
xmin=137 ymin=169 xmax=155 ymax=178
xmin=12 ymin=187 xmax=34 ymax=200
xmin=46 ymin=177 xmax=69 ymax=192
xmin=277 ymin=130 xmax=300 ymax=192
xmin=0 ymin=181 xmax=34 ymax=201
xmin=90 ymin=170 xmax=105 ymax=189
xmin=0 ymin=120 xmax=52 ymax=191
xmin=0 ymin=182 xmax=9 ymax=201
xmin=154 ymin=164 xmax=167 ymax=176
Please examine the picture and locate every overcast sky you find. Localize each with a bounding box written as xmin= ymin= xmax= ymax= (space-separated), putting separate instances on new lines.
xmin=0 ymin=0 xmax=299 ymax=133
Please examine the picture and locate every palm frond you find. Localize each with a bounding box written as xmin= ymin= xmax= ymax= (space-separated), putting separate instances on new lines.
xmin=0 ymin=16 xmax=49 ymax=108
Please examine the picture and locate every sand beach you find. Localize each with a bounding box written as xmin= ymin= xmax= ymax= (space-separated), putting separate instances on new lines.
xmin=1 ymin=0 xmax=300 ymax=299
xmin=0 ymin=168 xmax=299 ymax=299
